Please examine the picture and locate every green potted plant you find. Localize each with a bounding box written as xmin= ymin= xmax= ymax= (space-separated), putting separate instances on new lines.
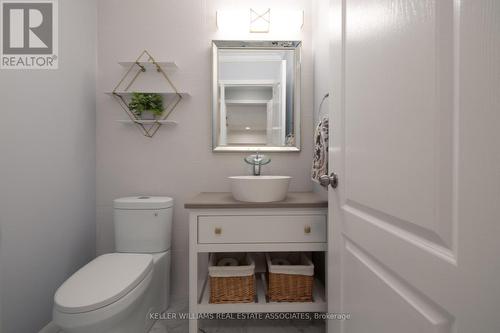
xmin=128 ymin=92 xmax=164 ymax=120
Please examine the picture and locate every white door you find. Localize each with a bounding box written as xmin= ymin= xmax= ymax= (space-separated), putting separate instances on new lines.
xmin=267 ymin=60 xmax=287 ymax=146
xmin=280 ymin=60 xmax=287 ymax=145
xmin=266 ymin=100 xmax=273 ymax=144
xmin=219 ymin=84 xmax=227 ymax=145
xmin=269 ymin=83 xmax=284 ymax=146
xmin=327 ymin=1 xmax=500 ymax=333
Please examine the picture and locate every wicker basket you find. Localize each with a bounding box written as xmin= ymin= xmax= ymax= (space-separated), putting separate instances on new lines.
xmin=208 ymin=253 xmax=255 ymax=304
xmin=266 ymin=253 xmax=314 ymax=302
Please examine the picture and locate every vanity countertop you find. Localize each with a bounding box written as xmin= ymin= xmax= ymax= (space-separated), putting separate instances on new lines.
xmin=184 ymin=192 xmax=327 ymax=209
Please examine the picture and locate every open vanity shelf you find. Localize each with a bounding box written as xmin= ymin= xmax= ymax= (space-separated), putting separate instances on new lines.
xmin=185 ymin=192 xmax=328 ymax=333
xmin=197 ymin=272 xmax=327 ymax=314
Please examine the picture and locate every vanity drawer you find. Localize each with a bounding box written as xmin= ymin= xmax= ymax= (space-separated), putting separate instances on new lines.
xmin=198 ymin=215 xmax=326 ymax=244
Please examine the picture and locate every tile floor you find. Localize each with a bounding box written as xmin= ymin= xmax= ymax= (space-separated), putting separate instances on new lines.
xmin=51 ymin=295 xmax=325 ymax=333
xmin=152 ymin=295 xmax=325 ymax=333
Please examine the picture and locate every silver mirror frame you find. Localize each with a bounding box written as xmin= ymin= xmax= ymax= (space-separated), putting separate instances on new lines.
xmin=212 ymin=40 xmax=302 ymax=152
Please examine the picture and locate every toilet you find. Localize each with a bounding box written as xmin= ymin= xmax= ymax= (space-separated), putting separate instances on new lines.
xmin=53 ymin=196 xmax=173 ymax=333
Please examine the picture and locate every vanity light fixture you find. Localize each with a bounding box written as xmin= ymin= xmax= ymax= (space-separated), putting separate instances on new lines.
xmin=216 ymin=9 xmax=303 ymax=33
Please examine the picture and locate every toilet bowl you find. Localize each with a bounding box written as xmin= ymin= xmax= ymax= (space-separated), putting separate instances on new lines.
xmin=53 ymin=196 xmax=173 ymax=333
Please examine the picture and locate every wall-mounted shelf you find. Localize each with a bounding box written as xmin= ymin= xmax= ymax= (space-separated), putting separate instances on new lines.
xmin=107 ymin=91 xmax=190 ymax=98
xmin=118 ymin=61 xmax=177 ymax=70
xmin=116 ymin=119 xmax=178 ymax=125
xmin=107 ymin=50 xmax=188 ymax=138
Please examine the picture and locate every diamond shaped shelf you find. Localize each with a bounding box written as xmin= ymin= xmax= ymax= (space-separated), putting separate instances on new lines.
xmin=118 ymin=61 xmax=178 ymax=70
xmin=116 ymin=119 xmax=178 ymax=125
xmin=106 ymin=91 xmax=190 ymax=97
xmin=108 ymin=50 xmax=188 ymax=138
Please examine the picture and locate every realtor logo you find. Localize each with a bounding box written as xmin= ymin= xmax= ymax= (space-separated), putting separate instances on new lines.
xmin=1 ymin=0 xmax=58 ymax=69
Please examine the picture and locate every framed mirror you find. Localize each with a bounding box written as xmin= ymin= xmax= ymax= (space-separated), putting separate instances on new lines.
xmin=212 ymin=40 xmax=301 ymax=152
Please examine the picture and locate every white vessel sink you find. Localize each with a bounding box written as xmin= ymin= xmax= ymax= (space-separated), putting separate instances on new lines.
xmin=229 ymin=176 xmax=292 ymax=203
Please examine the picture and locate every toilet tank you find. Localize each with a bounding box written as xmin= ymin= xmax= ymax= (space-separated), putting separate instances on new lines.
xmin=113 ymin=196 xmax=173 ymax=253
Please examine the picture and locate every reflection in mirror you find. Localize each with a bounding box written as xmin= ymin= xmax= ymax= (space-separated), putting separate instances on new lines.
xmin=212 ymin=41 xmax=301 ymax=152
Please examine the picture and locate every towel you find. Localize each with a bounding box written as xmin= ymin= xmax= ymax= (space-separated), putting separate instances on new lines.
xmin=312 ymin=117 xmax=329 ymax=183
xmin=217 ymin=257 xmax=239 ymax=267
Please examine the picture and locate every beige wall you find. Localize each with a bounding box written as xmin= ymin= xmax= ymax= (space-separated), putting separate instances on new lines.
xmin=96 ymin=0 xmax=314 ymax=297
xmin=0 ymin=0 xmax=97 ymax=331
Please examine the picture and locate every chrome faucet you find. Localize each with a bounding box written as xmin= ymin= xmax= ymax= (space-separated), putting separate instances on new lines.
xmin=244 ymin=152 xmax=271 ymax=176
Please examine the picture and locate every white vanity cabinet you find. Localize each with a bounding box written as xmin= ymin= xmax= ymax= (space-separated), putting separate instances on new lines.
xmin=185 ymin=192 xmax=328 ymax=333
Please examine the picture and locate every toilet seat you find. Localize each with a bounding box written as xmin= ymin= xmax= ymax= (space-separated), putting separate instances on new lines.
xmin=54 ymin=253 xmax=153 ymax=314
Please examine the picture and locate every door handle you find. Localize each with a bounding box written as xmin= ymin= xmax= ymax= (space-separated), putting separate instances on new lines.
xmin=319 ymin=172 xmax=339 ymax=189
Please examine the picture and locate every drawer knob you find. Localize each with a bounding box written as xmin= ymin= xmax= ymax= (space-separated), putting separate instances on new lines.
xmin=214 ymin=227 xmax=222 ymax=235
xmin=304 ymin=226 xmax=311 ymax=234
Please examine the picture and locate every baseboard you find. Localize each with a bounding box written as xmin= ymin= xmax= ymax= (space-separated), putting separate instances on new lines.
xmin=39 ymin=321 xmax=61 ymax=333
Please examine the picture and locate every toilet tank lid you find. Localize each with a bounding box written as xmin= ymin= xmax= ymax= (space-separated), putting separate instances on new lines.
xmin=114 ymin=196 xmax=173 ymax=209
xmin=54 ymin=253 xmax=153 ymax=314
